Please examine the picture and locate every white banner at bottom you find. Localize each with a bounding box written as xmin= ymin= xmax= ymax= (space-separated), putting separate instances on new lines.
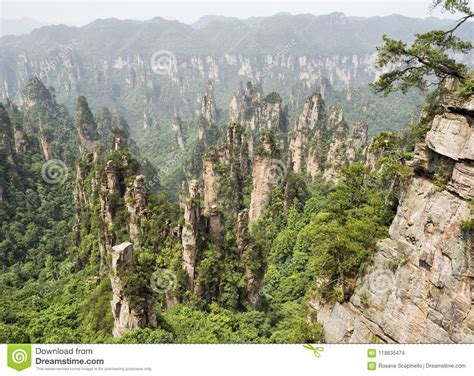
xmin=0 ymin=344 xmax=472 ymax=375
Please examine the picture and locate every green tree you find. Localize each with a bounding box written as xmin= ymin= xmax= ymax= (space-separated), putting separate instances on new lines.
xmin=372 ymin=0 xmax=473 ymax=94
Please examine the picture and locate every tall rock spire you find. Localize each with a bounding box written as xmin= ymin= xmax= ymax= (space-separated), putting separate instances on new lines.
xmin=76 ymin=96 xmax=100 ymax=154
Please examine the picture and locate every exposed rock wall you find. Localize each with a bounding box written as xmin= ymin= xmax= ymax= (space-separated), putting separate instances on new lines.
xmin=172 ymin=113 xmax=185 ymax=150
xmin=99 ymin=159 xmax=121 ymax=268
xmin=288 ymin=93 xmax=368 ymax=181
xmin=203 ymin=155 xmax=222 ymax=215
xmin=248 ymin=133 xmax=281 ymax=223
xmin=181 ymin=180 xmax=202 ymax=288
xmin=203 ymin=123 xmax=249 ymax=215
xmin=76 ymin=95 xmax=100 ymax=154
xmin=200 ymin=81 xmax=216 ymax=127
xmin=197 ymin=82 xmax=217 ymax=143
xmin=229 ymin=82 xmax=286 ymax=154
xmin=124 ymin=175 xmax=147 ymax=248
xmin=110 ymin=242 xmax=157 ymax=337
xmin=312 ymin=94 xmax=474 ymax=343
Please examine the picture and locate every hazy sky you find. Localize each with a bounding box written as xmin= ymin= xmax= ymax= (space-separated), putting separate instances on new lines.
xmin=1 ymin=0 xmax=467 ymax=26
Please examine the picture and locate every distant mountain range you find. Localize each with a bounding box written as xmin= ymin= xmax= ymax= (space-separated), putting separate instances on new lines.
xmin=0 ymin=12 xmax=472 ymax=179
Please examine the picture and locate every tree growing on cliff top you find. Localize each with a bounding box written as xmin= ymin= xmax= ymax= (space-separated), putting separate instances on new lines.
xmin=372 ymin=0 xmax=473 ymax=95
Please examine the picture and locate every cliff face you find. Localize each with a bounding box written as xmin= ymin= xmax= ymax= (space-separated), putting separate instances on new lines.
xmin=248 ymin=132 xmax=282 ymax=222
xmin=312 ymin=94 xmax=474 ymax=343
xmin=181 ymin=180 xmax=202 ymax=288
xmin=203 ymin=123 xmax=249 ymax=214
xmin=200 ymin=82 xmax=216 ymax=128
xmin=229 ymin=82 xmax=287 ymax=154
xmin=172 ymin=113 xmax=186 ymax=150
xmin=124 ymin=175 xmax=147 ymax=248
xmin=76 ymin=96 xmax=100 ymax=154
xmin=288 ymin=93 xmax=368 ymax=181
xmin=110 ymin=242 xmax=157 ymax=337
xmin=3 ymin=100 xmax=27 ymax=155
xmin=230 ymin=83 xmax=284 ymax=132
xmin=19 ymin=77 xmax=77 ymax=162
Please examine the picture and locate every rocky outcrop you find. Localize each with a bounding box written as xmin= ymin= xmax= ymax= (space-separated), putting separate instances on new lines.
xmin=97 ymin=107 xmax=113 ymax=140
xmin=229 ymin=82 xmax=287 ymax=154
xmin=99 ymin=159 xmax=121 ymax=269
xmin=347 ymin=121 xmax=369 ymax=160
xmin=207 ymin=210 xmax=225 ymax=250
xmin=236 ymin=209 xmax=249 ymax=256
xmin=143 ymin=110 xmax=152 ymax=130
xmin=74 ymin=155 xmax=95 ymax=237
xmin=125 ymin=175 xmax=147 ymax=248
xmin=203 ymin=155 xmax=222 ymax=216
xmin=312 ymin=93 xmax=474 ymax=343
xmin=200 ymin=81 xmax=216 ymax=127
xmin=249 ymin=132 xmax=282 ymax=223
xmin=76 ymin=96 xmax=100 ymax=154
xmin=13 ymin=127 xmax=27 ymax=154
xmin=288 ymin=93 xmax=325 ymax=175
xmin=181 ymin=180 xmax=201 ymax=288
xmin=172 ymin=113 xmax=185 ymax=150
xmin=110 ymin=242 xmax=157 ymax=337
xmin=289 ymin=93 xmax=368 ymax=181
xmin=249 ymin=155 xmax=274 ymax=222
xmin=322 ymin=108 xmax=349 ymax=181
xmin=38 ymin=119 xmax=54 ymax=160
xmin=2 ymin=100 xmax=27 ymax=154
xmin=19 ymin=78 xmax=63 ymax=161
xmin=426 ymin=112 xmax=473 ymax=161
xmin=22 ymin=76 xmax=53 ymax=108
xmin=197 ymin=82 xmax=217 ymax=143
xmin=203 ymin=123 xmax=249 ymax=215
xmin=448 ymin=162 xmax=474 ymax=200
xmin=229 ymin=81 xmax=262 ymax=129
